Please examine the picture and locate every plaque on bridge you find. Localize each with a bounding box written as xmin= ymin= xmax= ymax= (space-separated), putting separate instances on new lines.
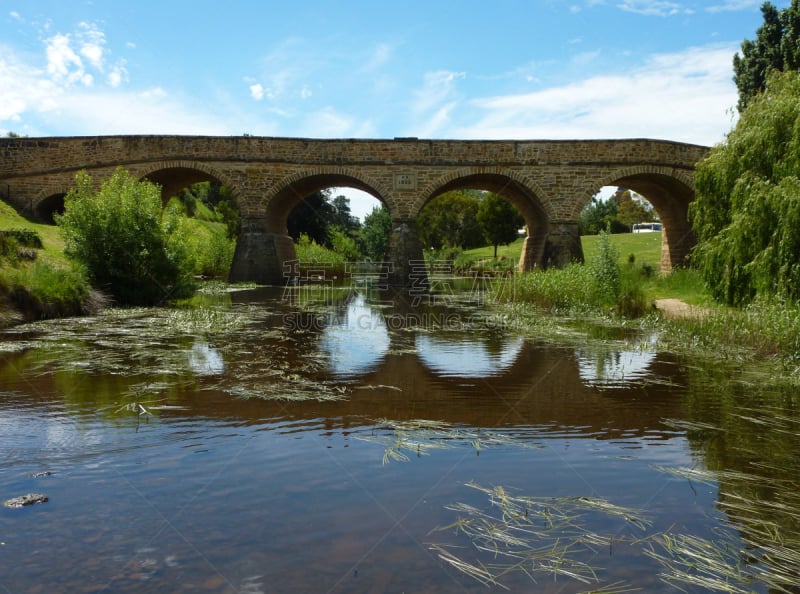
xmin=393 ymin=173 xmax=417 ymax=191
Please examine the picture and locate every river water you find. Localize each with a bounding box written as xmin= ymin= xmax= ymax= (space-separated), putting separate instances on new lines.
xmin=1 ymin=284 xmax=798 ymax=593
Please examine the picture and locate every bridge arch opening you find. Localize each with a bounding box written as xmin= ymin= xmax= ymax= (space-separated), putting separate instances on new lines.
xmin=139 ymin=165 xmax=241 ymax=280
xmin=581 ymin=171 xmax=695 ymax=272
xmin=35 ymin=193 xmax=66 ymax=224
xmin=419 ymin=173 xmax=550 ymax=271
xmin=264 ymin=173 xmax=387 ymax=235
xmin=265 ymin=174 xmax=391 ymax=268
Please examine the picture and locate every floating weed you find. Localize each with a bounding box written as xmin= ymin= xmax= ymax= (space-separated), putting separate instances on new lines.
xmin=644 ymin=531 xmax=756 ymax=594
xmin=429 ymin=482 xmax=649 ymax=590
xmin=224 ymin=380 xmax=349 ymax=403
xmin=114 ymin=402 xmax=152 ymax=416
xmin=162 ymin=306 xmax=247 ymax=335
xmin=648 ymin=460 xmax=800 ymax=592
xmin=355 ymin=419 xmax=543 ymax=464
xmin=578 ymin=581 xmax=641 ymax=593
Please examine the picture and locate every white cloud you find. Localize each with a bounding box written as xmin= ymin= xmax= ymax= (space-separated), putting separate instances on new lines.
xmin=46 ymin=33 xmax=85 ymax=83
xmin=9 ymin=11 xmax=22 ymax=22
xmin=572 ymin=50 xmax=601 ymax=65
xmin=706 ymin=0 xmax=760 ymax=13
xmin=299 ymin=107 xmax=375 ymax=138
xmin=77 ymin=22 xmax=106 ymax=69
xmin=410 ymin=70 xmax=465 ymax=136
xmin=455 ymin=44 xmax=738 ymax=146
xmin=47 ymin=89 xmax=234 ymax=135
xmin=249 ymin=83 xmax=265 ymax=100
xmin=40 ymin=22 xmax=127 ymax=92
xmin=362 ymin=43 xmax=391 ymax=71
xmin=616 ymin=0 xmax=687 ymax=16
xmin=108 ymin=62 xmax=128 ymax=87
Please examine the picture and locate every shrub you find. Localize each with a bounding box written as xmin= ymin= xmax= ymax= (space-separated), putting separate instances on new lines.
xmin=56 ymin=169 xmax=197 ymax=306
xmin=294 ymin=233 xmax=346 ymax=277
xmin=588 ymin=230 xmax=620 ymax=305
xmin=0 ymin=229 xmax=43 ymax=249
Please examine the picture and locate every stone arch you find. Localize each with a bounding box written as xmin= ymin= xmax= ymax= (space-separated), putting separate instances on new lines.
xmin=415 ymin=168 xmax=552 ymax=271
xmin=135 ymin=160 xmax=241 ymax=205
xmin=415 ymin=167 xmax=552 ymax=218
xmin=33 ymin=185 xmax=73 ymax=224
xmin=262 ymin=168 xmax=391 ymax=234
xmin=577 ymin=165 xmax=697 ymax=271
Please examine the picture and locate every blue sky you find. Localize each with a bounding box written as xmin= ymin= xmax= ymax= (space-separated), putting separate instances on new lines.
xmin=0 ymin=1 xmax=786 ymax=216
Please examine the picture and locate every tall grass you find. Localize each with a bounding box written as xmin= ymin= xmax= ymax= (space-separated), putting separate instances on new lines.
xmin=293 ymin=233 xmax=347 ymax=277
xmin=510 ymin=231 xmax=651 ymax=318
xmin=655 ymin=298 xmax=800 ymax=372
xmin=1 ymin=261 xmax=98 ymax=321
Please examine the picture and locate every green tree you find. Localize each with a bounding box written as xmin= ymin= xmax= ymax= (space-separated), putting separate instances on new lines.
xmin=691 ymin=70 xmax=800 ymax=305
xmin=580 ymin=196 xmax=621 ymax=235
xmin=329 ymin=226 xmax=362 ymax=261
xmin=734 ymin=1 xmax=800 ymax=111
xmin=615 ymin=190 xmax=655 ymax=230
xmin=359 ymin=206 xmax=392 ymax=261
xmin=56 ymin=169 xmax=196 ymax=305
xmin=330 ymin=194 xmax=360 ymax=235
xmin=287 ymin=190 xmax=336 ymax=246
xmin=476 ymin=193 xmax=524 ymax=258
xmin=417 ymin=191 xmax=484 ymax=250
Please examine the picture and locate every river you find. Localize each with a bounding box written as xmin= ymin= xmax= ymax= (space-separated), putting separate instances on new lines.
xmin=1 ymin=283 xmax=798 ymax=593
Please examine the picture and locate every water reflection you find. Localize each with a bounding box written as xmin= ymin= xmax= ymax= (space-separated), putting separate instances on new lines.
xmin=576 ymin=335 xmax=660 ymax=388
xmin=1 ymin=284 xmax=787 ymax=592
xmin=318 ymin=293 xmax=389 ymax=377
xmin=188 ymin=341 xmax=225 ymax=375
xmin=416 ymin=333 xmax=524 ymax=378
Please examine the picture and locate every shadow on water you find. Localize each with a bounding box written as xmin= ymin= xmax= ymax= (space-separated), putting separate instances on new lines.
xmin=0 ymin=283 xmax=797 ymax=592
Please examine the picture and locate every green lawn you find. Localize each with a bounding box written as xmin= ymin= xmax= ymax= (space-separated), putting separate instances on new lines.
xmin=463 ymin=232 xmax=663 ymax=268
xmin=582 ymin=231 xmax=663 ymax=268
xmin=463 ymin=231 xmax=714 ymax=305
xmin=0 ymin=200 xmax=69 ymax=266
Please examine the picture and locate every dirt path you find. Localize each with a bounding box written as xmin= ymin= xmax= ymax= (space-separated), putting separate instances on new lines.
xmin=654 ymin=298 xmax=707 ymax=319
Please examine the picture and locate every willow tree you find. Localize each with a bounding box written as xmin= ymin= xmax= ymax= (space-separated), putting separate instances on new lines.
xmin=691 ymin=70 xmax=800 ymax=306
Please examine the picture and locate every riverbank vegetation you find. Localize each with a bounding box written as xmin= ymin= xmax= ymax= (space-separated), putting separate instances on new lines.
xmin=56 ymin=169 xmax=198 ymax=306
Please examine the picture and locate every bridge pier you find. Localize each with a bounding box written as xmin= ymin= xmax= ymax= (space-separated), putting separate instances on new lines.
xmin=542 ymin=221 xmax=584 ymax=268
xmin=387 ymin=218 xmax=428 ymax=291
xmin=228 ymin=217 xmax=296 ymax=285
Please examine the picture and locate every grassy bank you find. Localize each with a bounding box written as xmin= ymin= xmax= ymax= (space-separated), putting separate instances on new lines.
xmin=0 ymin=201 xmax=96 ymax=325
xmin=1 ymin=197 xmax=236 ymax=325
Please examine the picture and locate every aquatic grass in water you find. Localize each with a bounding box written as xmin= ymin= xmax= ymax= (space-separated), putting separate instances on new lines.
xmin=354 ymin=418 xmax=544 ymax=464
xmin=429 ymin=482 xmax=650 ymax=591
xmin=647 ymin=411 xmax=800 ymax=593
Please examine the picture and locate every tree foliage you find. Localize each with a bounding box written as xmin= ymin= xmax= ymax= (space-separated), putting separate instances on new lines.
xmin=56 ymin=169 xmax=196 ymax=305
xmin=691 ymin=70 xmax=800 ymax=305
xmin=615 ymin=189 xmax=655 ymax=229
xmin=287 ymin=190 xmax=361 ymax=249
xmin=417 ymin=191 xmax=484 ymax=250
xmin=359 ymin=205 xmax=392 ymax=261
xmin=288 ymin=190 xmax=334 ymax=245
xmin=476 ymin=193 xmax=524 ymax=258
xmin=734 ymin=0 xmax=800 ymax=111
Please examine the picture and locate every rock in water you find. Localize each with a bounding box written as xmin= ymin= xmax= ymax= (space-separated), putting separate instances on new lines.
xmin=3 ymin=493 xmax=48 ymax=508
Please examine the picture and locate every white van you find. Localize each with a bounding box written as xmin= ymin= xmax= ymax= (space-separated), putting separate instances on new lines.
xmin=632 ymin=222 xmax=662 ymax=233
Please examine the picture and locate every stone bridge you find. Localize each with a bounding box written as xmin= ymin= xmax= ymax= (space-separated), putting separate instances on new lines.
xmin=0 ymin=135 xmax=709 ymax=286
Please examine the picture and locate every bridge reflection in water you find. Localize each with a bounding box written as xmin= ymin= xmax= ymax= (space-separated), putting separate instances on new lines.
xmin=224 ymin=287 xmax=688 ymax=441
xmin=0 ymin=285 xmax=755 ymax=593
